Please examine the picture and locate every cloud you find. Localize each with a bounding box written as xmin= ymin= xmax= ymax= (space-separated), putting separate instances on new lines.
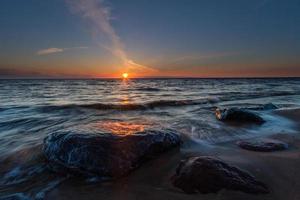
xmin=66 ymin=0 xmax=157 ymax=75
xmin=36 ymin=46 xmax=88 ymax=56
xmin=37 ymin=48 xmax=64 ymax=55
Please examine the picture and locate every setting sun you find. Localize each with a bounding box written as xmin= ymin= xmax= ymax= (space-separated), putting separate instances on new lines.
xmin=122 ymin=73 xmax=129 ymax=79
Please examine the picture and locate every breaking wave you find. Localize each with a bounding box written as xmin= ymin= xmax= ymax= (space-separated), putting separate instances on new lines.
xmin=36 ymin=99 xmax=215 ymax=112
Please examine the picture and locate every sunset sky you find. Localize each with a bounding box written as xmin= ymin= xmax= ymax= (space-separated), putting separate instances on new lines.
xmin=0 ymin=0 xmax=299 ymax=78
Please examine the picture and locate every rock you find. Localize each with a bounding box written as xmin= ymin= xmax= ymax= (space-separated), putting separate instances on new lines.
xmin=249 ymin=103 xmax=278 ymax=111
xmin=261 ymin=103 xmax=278 ymax=110
xmin=171 ymin=156 xmax=269 ymax=194
xmin=216 ymin=108 xmax=265 ymax=125
xmin=237 ymin=139 xmax=288 ymax=152
xmin=43 ymin=129 xmax=180 ymax=178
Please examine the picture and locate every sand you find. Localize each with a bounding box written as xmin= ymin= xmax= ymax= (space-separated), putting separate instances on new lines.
xmin=45 ymin=109 xmax=300 ymax=200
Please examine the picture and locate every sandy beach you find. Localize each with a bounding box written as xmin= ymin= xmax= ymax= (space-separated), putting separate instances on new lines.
xmin=43 ymin=108 xmax=300 ymax=200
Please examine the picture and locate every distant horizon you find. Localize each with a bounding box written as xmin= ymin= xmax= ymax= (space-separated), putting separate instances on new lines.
xmin=1 ymin=0 xmax=299 ymax=78
xmin=1 ymin=75 xmax=300 ymax=80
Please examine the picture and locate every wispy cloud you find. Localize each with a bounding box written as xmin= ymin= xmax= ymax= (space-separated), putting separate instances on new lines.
xmin=37 ymin=48 xmax=64 ymax=55
xmin=66 ymin=0 xmax=157 ymax=75
xmin=36 ymin=46 xmax=88 ymax=56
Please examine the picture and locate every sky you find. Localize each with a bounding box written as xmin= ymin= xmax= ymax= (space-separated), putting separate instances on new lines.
xmin=0 ymin=0 xmax=299 ymax=78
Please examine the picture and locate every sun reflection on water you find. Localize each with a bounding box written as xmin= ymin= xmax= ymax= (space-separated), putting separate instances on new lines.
xmin=94 ymin=121 xmax=153 ymax=135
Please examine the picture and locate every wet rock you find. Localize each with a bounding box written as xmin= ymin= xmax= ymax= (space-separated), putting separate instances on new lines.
xmin=249 ymin=103 xmax=278 ymax=111
xmin=171 ymin=156 xmax=269 ymax=194
xmin=43 ymin=129 xmax=180 ymax=178
xmin=237 ymin=139 xmax=288 ymax=152
xmin=261 ymin=103 xmax=278 ymax=110
xmin=216 ymin=108 xmax=265 ymax=125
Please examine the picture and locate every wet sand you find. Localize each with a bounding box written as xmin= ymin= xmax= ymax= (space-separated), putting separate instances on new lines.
xmin=46 ymin=109 xmax=300 ymax=200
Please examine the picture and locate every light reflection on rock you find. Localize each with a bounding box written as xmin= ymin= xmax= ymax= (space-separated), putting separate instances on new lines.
xmin=89 ymin=120 xmax=155 ymax=135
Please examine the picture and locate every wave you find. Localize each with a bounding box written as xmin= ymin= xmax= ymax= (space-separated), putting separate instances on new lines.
xmin=22 ymin=90 xmax=300 ymax=114
xmin=77 ymin=99 xmax=206 ymax=110
xmin=35 ymin=99 xmax=214 ymax=112
xmin=0 ymin=145 xmax=66 ymax=199
xmin=216 ymin=91 xmax=300 ymax=103
xmin=131 ymin=87 xmax=161 ymax=92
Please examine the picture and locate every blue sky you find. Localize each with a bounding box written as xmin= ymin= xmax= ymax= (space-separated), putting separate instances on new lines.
xmin=0 ymin=0 xmax=299 ymax=78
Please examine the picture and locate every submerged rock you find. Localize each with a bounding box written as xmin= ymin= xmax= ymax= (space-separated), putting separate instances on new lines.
xmin=237 ymin=139 xmax=288 ymax=152
xmin=43 ymin=129 xmax=180 ymax=178
xmin=261 ymin=103 xmax=278 ymax=110
xmin=249 ymin=103 xmax=278 ymax=111
xmin=171 ymin=156 xmax=269 ymax=194
xmin=216 ymin=108 xmax=265 ymax=125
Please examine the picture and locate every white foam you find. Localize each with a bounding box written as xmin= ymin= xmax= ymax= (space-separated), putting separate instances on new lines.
xmin=188 ymin=111 xmax=297 ymax=145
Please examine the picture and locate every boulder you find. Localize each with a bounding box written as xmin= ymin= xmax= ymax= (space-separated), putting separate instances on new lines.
xmin=216 ymin=108 xmax=265 ymax=125
xmin=171 ymin=156 xmax=269 ymax=194
xmin=237 ymin=139 xmax=288 ymax=152
xmin=43 ymin=129 xmax=180 ymax=178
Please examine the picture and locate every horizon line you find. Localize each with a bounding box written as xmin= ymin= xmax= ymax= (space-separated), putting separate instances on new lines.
xmin=1 ymin=76 xmax=300 ymax=80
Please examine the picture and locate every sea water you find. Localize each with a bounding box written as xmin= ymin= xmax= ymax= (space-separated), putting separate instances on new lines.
xmin=1 ymin=78 xmax=300 ymax=198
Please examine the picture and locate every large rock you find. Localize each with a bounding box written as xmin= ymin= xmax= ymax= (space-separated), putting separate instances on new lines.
xmin=171 ymin=156 xmax=269 ymax=194
xmin=43 ymin=129 xmax=180 ymax=178
xmin=216 ymin=108 xmax=265 ymax=125
xmin=237 ymin=139 xmax=288 ymax=152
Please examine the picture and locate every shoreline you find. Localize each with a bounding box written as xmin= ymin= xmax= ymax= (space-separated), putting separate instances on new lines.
xmin=42 ymin=108 xmax=300 ymax=200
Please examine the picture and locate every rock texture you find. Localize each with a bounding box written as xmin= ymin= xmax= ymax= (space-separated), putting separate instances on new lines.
xmin=171 ymin=156 xmax=269 ymax=194
xmin=43 ymin=129 xmax=180 ymax=178
xmin=216 ymin=108 xmax=265 ymax=125
xmin=237 ymin=139 xmax=288 ymax=152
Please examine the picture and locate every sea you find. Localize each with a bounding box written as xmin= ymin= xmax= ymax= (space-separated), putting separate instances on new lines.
xmin=1 ymin=78 xmax=300 ymax=199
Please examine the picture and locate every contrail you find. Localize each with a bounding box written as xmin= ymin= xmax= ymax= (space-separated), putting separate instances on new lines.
xmin=66 ymin=0 xmax=157 ymax=75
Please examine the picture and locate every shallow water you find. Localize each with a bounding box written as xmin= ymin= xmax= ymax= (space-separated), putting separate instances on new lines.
xmin=1 ymin=78 xmax=300 ymax=198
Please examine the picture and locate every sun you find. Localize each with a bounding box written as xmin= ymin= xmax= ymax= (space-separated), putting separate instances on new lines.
xmin=122 ymin=73 xmax=129 ymax=79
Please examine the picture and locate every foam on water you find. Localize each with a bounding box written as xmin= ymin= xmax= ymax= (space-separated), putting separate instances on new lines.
xmin=188 ymin=109 xmax=297 ymax=145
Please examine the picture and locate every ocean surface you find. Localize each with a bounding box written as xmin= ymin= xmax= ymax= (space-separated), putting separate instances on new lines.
xmin=1 ymin=78 xmax=300 ymax=198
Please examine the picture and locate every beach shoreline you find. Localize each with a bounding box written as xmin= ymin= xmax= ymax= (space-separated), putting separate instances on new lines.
xmin=42 ymin=108 xmax=300 ymax=200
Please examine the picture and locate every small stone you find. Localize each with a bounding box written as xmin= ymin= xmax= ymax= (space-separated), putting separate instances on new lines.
xmin=237 ymin=139 xmax=288 ymax=152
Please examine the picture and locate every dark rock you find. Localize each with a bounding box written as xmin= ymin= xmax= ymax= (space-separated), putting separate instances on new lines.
xmin=171 ymin=156 xmax=269 ymax=194
xmin=216 ymin=108 xmax=265 ymax=125
xmin=249 ymin=103 xmax=278 ymax=111
xmin=43 ymin=129 xmax=180 ymax=178
xmin=261 ymin=103 xmax=278 ymax=110
xmin=237 ymin=139 xmax=288 ymax=152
